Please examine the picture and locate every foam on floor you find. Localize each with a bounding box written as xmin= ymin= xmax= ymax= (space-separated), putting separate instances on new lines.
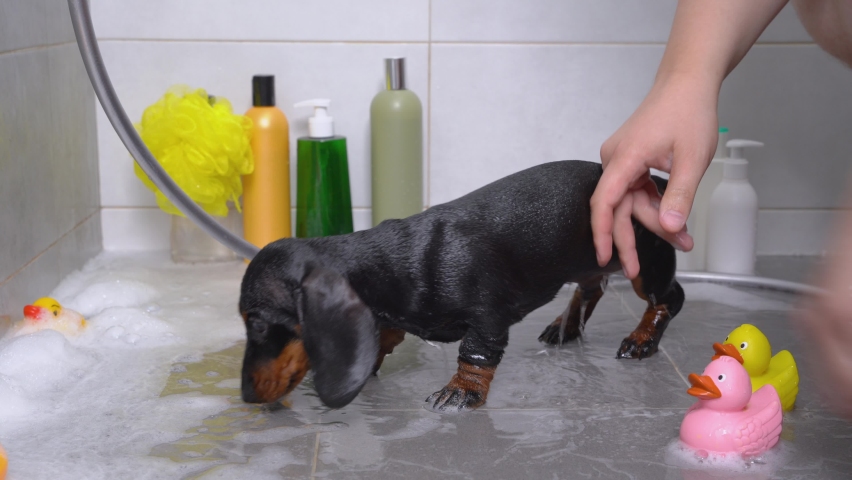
xmin=0 ymin=252 xmax=248 ymax=480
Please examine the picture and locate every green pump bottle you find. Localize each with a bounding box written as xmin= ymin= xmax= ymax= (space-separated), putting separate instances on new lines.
xmin=370 ymin=57 xmax=423 ymax=227
xmin=294 ymin=99 xmax=354 ymax=238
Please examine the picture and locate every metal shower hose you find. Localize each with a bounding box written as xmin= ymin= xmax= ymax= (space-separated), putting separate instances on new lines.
xmin=66 ymin=0 xmax=824 ymax=297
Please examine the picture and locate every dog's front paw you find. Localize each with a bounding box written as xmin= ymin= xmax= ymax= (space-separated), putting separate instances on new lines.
xmin=426 ymin=386 xmax=485 ymax=413
xmin=616 ymin=334 xmax=659 ymax=359
xmin=426 ymin=361 xmax=495 ymax=413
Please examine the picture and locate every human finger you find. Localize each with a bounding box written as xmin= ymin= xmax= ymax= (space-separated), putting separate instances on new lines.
xmin=612 ymin=192 xmax=639 ymax=278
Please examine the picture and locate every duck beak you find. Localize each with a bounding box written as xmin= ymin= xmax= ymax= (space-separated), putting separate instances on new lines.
xmin=23 ymin=305 xmax=44 ymax=321
xmin=687 ymin=373 xmax=722 ymax=399
xmin=711 ymin=342 xmax=744 ymax=364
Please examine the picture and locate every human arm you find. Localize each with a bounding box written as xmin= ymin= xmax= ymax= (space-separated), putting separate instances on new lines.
xmin=591 ymin=0 xmax=789 ymax=278
xmin=794 ymin=189 xmax=852 ymax=419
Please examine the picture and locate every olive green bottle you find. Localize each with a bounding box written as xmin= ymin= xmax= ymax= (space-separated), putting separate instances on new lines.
xmin=370 ymin=57 xmax=423 ymax=227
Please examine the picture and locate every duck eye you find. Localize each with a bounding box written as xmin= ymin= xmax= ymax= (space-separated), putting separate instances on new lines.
xmin=724 ymin=336 xmax=729 ymax=342
xmin=717 ymin=374 xmax=726 ymax=382
xmin=740 ymin=342 xmax=748 ymax=350
xmin=53 ymin=310 xmax=59 ymax=316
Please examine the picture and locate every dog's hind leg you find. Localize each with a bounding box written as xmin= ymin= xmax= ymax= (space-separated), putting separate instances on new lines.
xmin=426 ymin=326 xmax=508 ymax=412
xmin=372 ymin=327 xmax=406 ymax=375
xmin=538 ymin=275 xmax=607 ymax=345
xmin=616 ymin=233 xmax=685 ymax=359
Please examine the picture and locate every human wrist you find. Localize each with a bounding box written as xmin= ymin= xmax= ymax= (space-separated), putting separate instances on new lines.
xmin=653 ymin=68 xmax=723 ymax=98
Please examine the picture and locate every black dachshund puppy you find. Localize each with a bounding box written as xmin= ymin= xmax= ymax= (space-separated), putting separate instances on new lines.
xmin=238 ymin=160 xmax=684 ymax=412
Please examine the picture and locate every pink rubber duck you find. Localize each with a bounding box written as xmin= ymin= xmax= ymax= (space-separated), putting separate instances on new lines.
xmin=680 ymin=355 xmax=783 ymax=458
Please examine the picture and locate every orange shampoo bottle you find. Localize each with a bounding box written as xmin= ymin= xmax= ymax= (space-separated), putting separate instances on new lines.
xmin=242 ymin=75 xmax=291 ymax=248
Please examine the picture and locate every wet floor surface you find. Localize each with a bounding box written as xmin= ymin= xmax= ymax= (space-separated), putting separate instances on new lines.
xmin=152 ymin=257 xmax=850 ymax=479
xmin=4 ymin=254 xmax=851 ymax=479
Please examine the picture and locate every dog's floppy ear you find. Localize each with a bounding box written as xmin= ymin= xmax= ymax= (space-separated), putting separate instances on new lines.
xmin=298 ymin=267 xmax=379 ymax=408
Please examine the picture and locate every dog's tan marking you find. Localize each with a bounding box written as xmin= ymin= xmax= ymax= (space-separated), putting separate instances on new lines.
xmin=442 ymin=360 xmax=496 ymax=408
xmin=630 ymin=277 xmax=671 ymax=339
xmin=252 ymin=340 xmax=310 ymax=402
xmin=373 ymin=328 xmax=406 ymax=373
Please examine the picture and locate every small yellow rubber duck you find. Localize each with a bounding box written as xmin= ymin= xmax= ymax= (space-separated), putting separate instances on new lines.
xmin=712 ymin=324 xmax=799 ymax=411
xmin=0 ymin=441 xmax=7 ymax=480
xmin=6 ymin=297 xmax=86 ymax=338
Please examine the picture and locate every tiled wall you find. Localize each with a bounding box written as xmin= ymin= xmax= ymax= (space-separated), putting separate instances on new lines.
xmin=0 ymin=1 xmax=101 ymax=327
xmin=92 ymin=0 xmax=852 ymax=255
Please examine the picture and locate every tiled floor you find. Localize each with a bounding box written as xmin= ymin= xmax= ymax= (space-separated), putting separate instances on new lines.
xmin=149 ymin=256 xmax=851 ymax=479
xmin=4 ymin=255 xmax=851 ymax=479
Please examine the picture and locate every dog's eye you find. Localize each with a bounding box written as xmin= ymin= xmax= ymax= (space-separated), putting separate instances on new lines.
xmin=251 ymin=322 xmax=268 ymax=336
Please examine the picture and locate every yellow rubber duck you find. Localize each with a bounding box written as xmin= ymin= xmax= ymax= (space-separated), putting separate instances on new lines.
xmin=1 ymin=442 xmax=7 ymax=480
xmin=712 ymin=324 xmax=799 ymax=411
xmin=5 ymin=297 xmax=86 ymax=339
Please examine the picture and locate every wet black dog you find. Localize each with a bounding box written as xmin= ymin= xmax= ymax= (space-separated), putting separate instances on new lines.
xmin=238 ymin=160 xmax=684 ymax=412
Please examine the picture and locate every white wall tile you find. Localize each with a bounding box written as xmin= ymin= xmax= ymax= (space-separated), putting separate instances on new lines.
xmin=0 ymin=0 xmax=76 ymax=53
xmin=57 ymin=213 xmax=103 ymax=281
xmin=431 ymin=1 xmax=808 ymax=44
xmin=0 ymin=42 xmax=101 ymax=316
xmin=47 ymin=45 xmax=101 ymax=234
xmin=429 ymin=44 xmax=663 ymax=205
xmin=0 ymin=50 xmax=56 ymax=279
xmin=96 ymin=41 xmax=428 ymax=211
xmin=101 ymin=208 xmax=170 ymax=251
xmin=760 ymin=4 xmax=813 ymax=42
xmin=102 ymin=206 xmax=370 ymax=251
xmin=756 ymin=210 xmax=834 ymax=255
xmin=432 ymin=0 xmax=676 ymax=43
xmin=0 ymin=46 xmax=99 ymax=277
xmin=719 ymin=45 xmax=852 ymax=209
xmin=90 ymin=0 xmax=429 ymax=42
xmin=84 ymin=0 xmax=846 ymax=259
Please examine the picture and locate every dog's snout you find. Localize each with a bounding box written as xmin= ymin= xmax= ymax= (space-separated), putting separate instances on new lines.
xmin=241 ymin=369 xmax=263 ymax=403
xmin=241 ymin=340 xmax=310 ymax=404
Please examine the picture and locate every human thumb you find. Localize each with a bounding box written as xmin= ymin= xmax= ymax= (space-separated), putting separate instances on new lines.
xmin=658 ymin=160 xmax=705 ymax=234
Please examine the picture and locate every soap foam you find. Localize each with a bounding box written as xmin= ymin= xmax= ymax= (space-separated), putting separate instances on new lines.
xmin=0 ymin=330 xmax=97 ymax=420
xmin=664 ymin=438 xmax=791 ymax=478
xmin=0 ymin=252 xmax=249 ymax=479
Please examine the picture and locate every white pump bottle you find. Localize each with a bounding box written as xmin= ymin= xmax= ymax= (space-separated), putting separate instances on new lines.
xmin=293 ymin=99 xmax=334 ymax=138
xmin=705 ymin=139 xmax=763 ymax=275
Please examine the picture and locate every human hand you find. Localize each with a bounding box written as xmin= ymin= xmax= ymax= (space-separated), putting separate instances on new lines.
xmin=794 ymin=202 xmax=852 ymax=420
xmin=592 ymin=76 xmax=718 ymax=278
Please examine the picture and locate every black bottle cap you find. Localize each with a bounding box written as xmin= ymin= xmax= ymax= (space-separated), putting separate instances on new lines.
xmin=252 ymin=75 xmax=275 ymax=107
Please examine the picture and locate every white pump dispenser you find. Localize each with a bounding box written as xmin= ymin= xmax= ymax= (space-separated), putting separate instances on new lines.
xmin=705 ymin=139 xmax=763 ymax=275
xmin=294 ymin=99 xmax=334 ymax=138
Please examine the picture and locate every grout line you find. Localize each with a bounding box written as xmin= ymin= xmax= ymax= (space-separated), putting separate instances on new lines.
xmin=425 ymin=0 xmax=432 ymax=209
xmin=94 ymin=38 xmax=815 ymax=47
xmin=0 ymin=41 xmax=76 ymax=57
xmin=759 ymin=207 xmax=850 ymax=212
xmin=99 ymin=38 xmax=430 ymax=45
xmin=660 ymin=345 xmax=690 ymax=387
xmin=100 ymin=206 xmax=161 ymax=210
xmin=103 ymin=205 xmax=377 ymax=211
xmin=0 ymin=211 xmax=99 ymax=289
xmin=287 ymin=406 xmax=688 ymax=413
xmin=310 ymin=432 xmax=320 ymax=477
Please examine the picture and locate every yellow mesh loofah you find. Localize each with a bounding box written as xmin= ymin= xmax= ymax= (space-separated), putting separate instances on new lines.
xmin=133 ymin=85 xmax=254 ymax=217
